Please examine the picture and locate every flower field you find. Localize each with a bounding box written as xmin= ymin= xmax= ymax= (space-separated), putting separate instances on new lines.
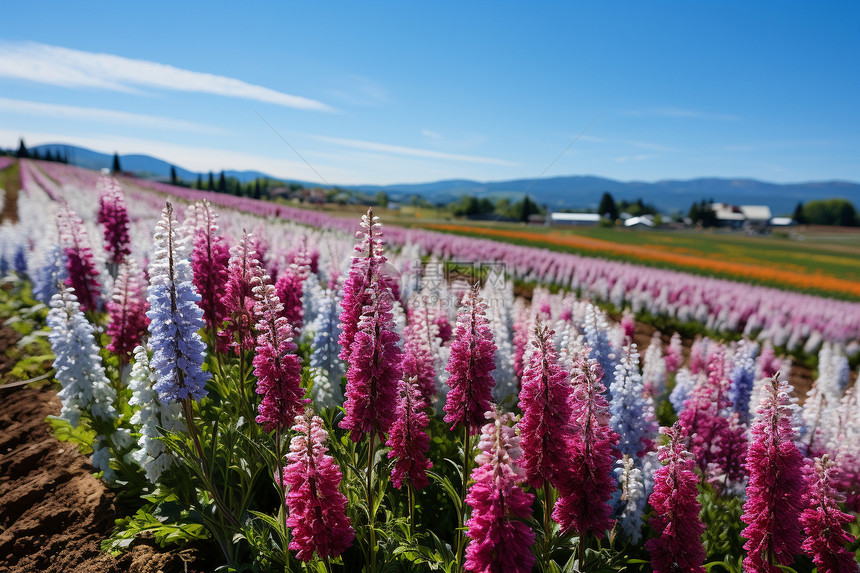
xmin=1 ymin=158 xmax=859 ymax=572
xmin=419 ymin=222 xmax=860 ymax=301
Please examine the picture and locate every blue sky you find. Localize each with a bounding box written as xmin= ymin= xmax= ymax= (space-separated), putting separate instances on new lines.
xmin=1 ymin=1 xmax=858 ymax=185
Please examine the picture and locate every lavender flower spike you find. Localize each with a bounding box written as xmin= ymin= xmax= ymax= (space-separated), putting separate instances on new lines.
xmin=47 ymin=285 xmax=116 ymax=426
xmin=146 ymin=203 xmax=210 ymax=403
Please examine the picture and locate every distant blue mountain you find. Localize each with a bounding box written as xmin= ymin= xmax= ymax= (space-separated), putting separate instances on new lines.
xmin=359 ymin=175 xmax=860 ymax=215
xmin=31 ymin=143 xmax=860 ymax=216
xmin=32 ymin=144 xmax=307 ymax=185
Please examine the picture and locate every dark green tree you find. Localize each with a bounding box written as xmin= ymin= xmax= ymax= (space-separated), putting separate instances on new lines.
xmin=688 ymin=199 xmax=718 ymax=228
xmin=838 ymin=201 xmax=858 ymax=226
xmin=218 ymin=171 xmax=226 ymax=193
xmin=792 ymin=202 xmax=806 ymax=224
xmin=208 ymin=171 xmax=215 ymax=191
xmin=16 ymin=139 xmax=29 ymax=158
xmin=515 ymin=195 xmax=542 ymax=222
xmin=195 ymin=174 xmax=203 ymax=190
xmin=112 ymin=152 xmax=121 ymax=173
xmin=253 ymin=180 xmax=261 ymax=200
xmin=170 ymin=166 xmax=178 ymax=186
xmin=598 ymin=191 xmax=618 ymax=220
xmin=804 ymin=198 xmax=858 ymax=226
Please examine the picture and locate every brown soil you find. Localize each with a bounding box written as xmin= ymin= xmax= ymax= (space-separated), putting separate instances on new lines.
xmin=0 ymin=386 xmax=210 ymax=573
xmin=629 ymin=320 xmax=816 ymax=399
xmin=513 ymin=281 xmax=817 ymax=397
xmin=0 ymin=325 xmax=20 ymax=375
xmin=0 ymin=161 xmax=20 ymax=224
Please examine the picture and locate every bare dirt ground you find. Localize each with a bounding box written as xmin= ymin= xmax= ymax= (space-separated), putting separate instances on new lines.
xmin=0 ymin=344 xmax=210 ymax=573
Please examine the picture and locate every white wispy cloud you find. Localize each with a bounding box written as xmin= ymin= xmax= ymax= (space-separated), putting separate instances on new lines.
xmin=311 ymin=134 xmax=517 ymax=166
xmin=621 ymin=106 xmax=739 ymax=121
xmin=723 ymin=139 xmax=835 ymax=152
xmin=326 ymin=75 xmax=390 ymax=106
xmin=0 ymin=97 xmax=223 ymax=134
xmin=0 ymin=42 xmax=333 ymax=112
xmin=573 ymin=133 xmax=676 ymax=152
xmin=421 ymin=129 xmax=443 ymax=140
xmin=615 ymin=154 xmax=654 ymax=163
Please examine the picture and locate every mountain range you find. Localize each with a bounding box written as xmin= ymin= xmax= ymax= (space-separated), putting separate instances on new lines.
xmin=32 ymin=143 xmax=860 ymax=215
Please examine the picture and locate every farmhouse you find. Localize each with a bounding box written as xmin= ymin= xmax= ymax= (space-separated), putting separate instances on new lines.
xmin=549 ymin=212 xmax=601 ymax=226
xmin=712 ymin=202 xmax=772 ymax=230
xmin=624 ymin=215 xmax=656 ymax=229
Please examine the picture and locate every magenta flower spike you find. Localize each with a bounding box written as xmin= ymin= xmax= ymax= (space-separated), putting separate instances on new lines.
xmin=516 ymin=323 xmax=572 ymax=490
xmin=741 ymin=373 xmax=806 ymax=572
xmin=252 ymin=275 xmax=309 ymax=432
xmin=464 ymin=408 xmax=535 ymax=573
xmin=57 ymin=205 xmax=102 ymax=313
xmin=339 ymin=272 xmax=402 ymax=442
xmin=443 ymin=284 xmax=497 ymax=434
xmin=553 ymin=352 xmax=619 ymax=538
xmin=275 ymin=241 xmax=311 ymax=337
xmin=645 ymin=423 xmax=707 ymax=573
xmin=222 ymin=231 xmax=264 ymax=353
xmin=800 ymin=455 xmax=858 ymax=573
xmin=187 ymin=201 xmax=230 ymax=339
xmin=106 ymin=256 xmax=149 ymax=361
xmin=386 ymin=376 xmax=433 ymax=490
xmin=284 ymin=412 xmax=354 ymax=561
xmin=679 ymin=352 xmax=747 ymax=484
xmin=664 ymin=332 xmax=683 ymax=373
xmin=621 ymin=309 xmax=635 ymax=343
xmin=96 ymin=175 xmax=131 ymax=271
xmin=401 ymin=300 xmax=441 ymax=405
xmin=338 ymin=208 xmax=392 ymax=361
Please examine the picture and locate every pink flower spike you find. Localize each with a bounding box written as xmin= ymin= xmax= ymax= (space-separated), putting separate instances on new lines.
xmin=741 ymin=373 xmax=806 ymax=572
xmin=464 ymin=408 xmax=535 ymax=573
xmin=252 ymin=276 xmax=308 ymax=433
xmin=401 ymin=300 xmax=441 ymax=405
xmin=443 ymin=284 xmax=497 ymax=434
xmin=553 ymin=352 xmax=619 ymax=538
xmin=221 ymin=231 xmax=264 ymax=353
xmin=386 ymin=376 xmax=433 ymax=490
xmin=106 ymin=257 xmax=149 ymax=361
xmin=58 ymin=205 xmax=102 ymax=313
xmin=517 ymin=322 xmax=572 ymax=490
xmin=338 ymin=207 xmax=390 ymax=361
xmin=644 ymin=423 xmax=707 ymax=573
xmin=339 ymin=268 xmax=402 ymax=441
xmin=284 ymin=412 xmax=354 ymax=561
xmin=679 ymin=351 xmax=747 ymax=485
xmin=664 ymin=332 xmax=683 ymax=373
xmin=275 ymin=241 xmax=311 ymax=337
xmin=800 ymin=455 xmax=857 ymax=573
xmin=187 ymin=201 xmax=230 ymax=340
xmin=96 ymin=174 xmax=131 ymax=272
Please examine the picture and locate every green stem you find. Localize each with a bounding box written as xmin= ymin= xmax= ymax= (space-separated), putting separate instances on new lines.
xmin=367 ymin=430 xmax=377 ymax=573
xmin=239 ymin=348 xmax=247 ymax=412
xmin=543 ymin=479 xmax=553 ymax=565
xmin=457 ymin=424 xmax=472 ymax=570
xmin=578 ymin=532 xmax=586 ymax=568
xmin=407 ymin=480 xmax=416 ymax=538
xmin=182 ymin=397 xmax=238 ymax=526
xmin=275 ymin=431 xmax=289 ymax=571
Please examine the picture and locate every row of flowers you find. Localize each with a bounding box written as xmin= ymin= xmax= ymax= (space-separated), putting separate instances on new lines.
xmin=1 ymin=162 xmax=859 ymax=570
xmin=8 ymin=158 xmax=860 ymax=353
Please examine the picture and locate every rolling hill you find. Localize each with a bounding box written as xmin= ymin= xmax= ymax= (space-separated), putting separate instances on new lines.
xmin=30 ymin=143 xmax=860 ymax=215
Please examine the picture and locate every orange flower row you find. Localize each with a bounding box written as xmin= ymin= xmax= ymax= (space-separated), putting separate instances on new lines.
xmin=423 ymin=224 xmax=860 ymax=298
